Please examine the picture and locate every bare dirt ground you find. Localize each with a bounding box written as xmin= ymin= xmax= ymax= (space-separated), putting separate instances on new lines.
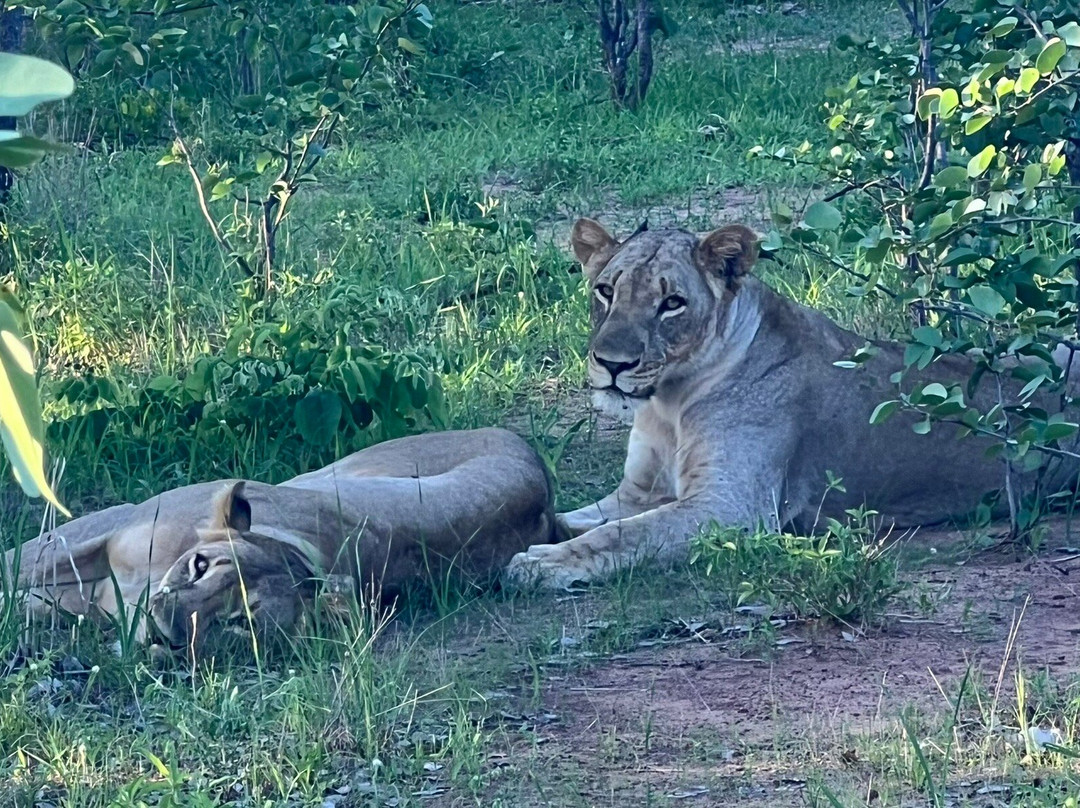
xmin=427 ymin=526 xmax=1080 ymax=807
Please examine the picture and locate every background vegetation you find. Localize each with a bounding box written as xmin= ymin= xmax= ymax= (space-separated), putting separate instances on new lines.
xmin=1 ymin=0 xmax=1079 ymax=805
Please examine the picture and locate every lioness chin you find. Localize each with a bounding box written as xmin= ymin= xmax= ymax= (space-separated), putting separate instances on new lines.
xmin=504 ymin=218 xmax=1080 ymax=589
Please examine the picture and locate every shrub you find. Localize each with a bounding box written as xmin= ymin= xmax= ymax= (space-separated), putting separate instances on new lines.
xmin=690 ymin=507 xmax=901 ymax=628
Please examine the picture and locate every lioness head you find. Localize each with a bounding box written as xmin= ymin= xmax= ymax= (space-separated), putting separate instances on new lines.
xmin=148 ymin=483 xmax=319 ymax=647
xmin=571 ymin=218 xmax=759 ymax=414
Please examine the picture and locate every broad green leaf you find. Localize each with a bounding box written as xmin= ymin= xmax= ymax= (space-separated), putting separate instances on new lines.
xmin=0 ymin=54 xmax=74 ymax=117
xmin=938 ymin=88 xmax=959 ymax=118
xmin=990 ymin=16 xmax=1017 ymax=37
xmin=916 ymin=88 xmax=941 ymax=120
xmin=927 ymin=212 xmax=952 ymax=240
xmin=1023 ymin=163 xmax=1042 ymax=194
xmin=1061 ymin=21 xmax=1080 ymax=48
xmin=965 ymin=114 xmax=991 ymax=135
xmin=1018 ymin=67 xmax=1040 ymax=93
xmin=0 ymin=135 xmax=69 ymax=168
xmin=366 ymin=4 xmax=389 ymax=33
xmin=1037 ymin=38 xmax=1067 ymax=75
xmin=397 ymin=37 xmax=425 ymax=56
xmin=912 ymin=419 xmax=931 ymax=435
xmin=869 ymin=400 xmax=899 ymax=425
xmin=1043 ymin=421 xmax=1078 ymax=442
xmin=803 ymin=200 xmax=843 ymax=231
xmin=121 ymin=42 xmax=144 ymax=67
xmin=967 ymin=145 xmax=996 ymax=178
xmin=933 ymin=165 xmax=968 ymax=188
xmin=942 ymin=247 xmax=981 ymax=266
xmin=339 ymin=61 xmax=364 ymax=80
xmin=294 ymin=388 xmax=342 ymax=447
xmin=0 ymin=300 xmax=68 ymax=515
xmin=968 ymin=284 xmax=1006 ymax=317
xmin=920 ymin=383 xmax=948 ymax=403
xmin=912 ymin=326 xmax=943 ymax=347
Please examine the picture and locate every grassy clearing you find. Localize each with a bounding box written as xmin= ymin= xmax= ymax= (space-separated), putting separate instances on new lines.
xmin=2 ymin=0 xmax=1080 ymax=805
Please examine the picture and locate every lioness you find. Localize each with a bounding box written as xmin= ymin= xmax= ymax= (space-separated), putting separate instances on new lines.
xmin=7 ymin=428 xmax=556 ymax=646
xmin=505 ymin=219 xmax=1080 ymax=588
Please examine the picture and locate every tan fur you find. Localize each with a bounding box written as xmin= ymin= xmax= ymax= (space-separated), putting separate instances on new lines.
xmin=6 ymin=428 xmax=556 ymax=644
xmin=505 ymin=220 xmax=1080 ymax=588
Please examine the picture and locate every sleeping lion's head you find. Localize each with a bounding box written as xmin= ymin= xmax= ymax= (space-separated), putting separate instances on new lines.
xmin=570 ymin=218 xmax=760 ymax=418
xmin=148 ymin=484 xmax=320 ymax=648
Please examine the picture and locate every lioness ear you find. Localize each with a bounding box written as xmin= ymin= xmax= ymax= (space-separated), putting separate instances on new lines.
xmin=694 ymin=225 xmax=760 ymax=285
xmin=570 ymin=218 xmax=618 ymax=279
xmin=222 ymin=482 xmax=252 ymax=534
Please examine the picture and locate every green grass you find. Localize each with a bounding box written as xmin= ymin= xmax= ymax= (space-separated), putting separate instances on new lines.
xmin=3 ymin=0 xmax=1080 ymax=805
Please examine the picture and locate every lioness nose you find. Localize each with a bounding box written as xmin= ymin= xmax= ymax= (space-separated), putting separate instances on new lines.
xmin=593 ymin=353 xmax=640 ymax=380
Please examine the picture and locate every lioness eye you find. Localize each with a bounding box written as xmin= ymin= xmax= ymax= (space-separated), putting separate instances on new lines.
xmin=660 ymin=295 xmax=686 ymax=313
xmin=189 ymin=553 xmax=210 ymax=582
xmin=594 ymin=283 xmax=614 ymax=301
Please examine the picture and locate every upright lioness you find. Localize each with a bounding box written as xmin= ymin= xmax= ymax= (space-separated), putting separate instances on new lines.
xmin=505 ymin=219 xmax=1080 ymax=588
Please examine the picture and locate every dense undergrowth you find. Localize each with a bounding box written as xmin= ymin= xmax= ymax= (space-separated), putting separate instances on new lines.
xmin=2 ymin=1 xmax=1079 ymax=806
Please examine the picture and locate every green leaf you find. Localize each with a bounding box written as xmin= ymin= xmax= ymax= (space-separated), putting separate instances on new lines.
xmin=0 ymin=53 xmax=74 ymax=117
xmin=965 ymin=114 xmax=992 ymax=135
xmin=933 ymin=165 xmax=968 ymax=188
xmin=803 ymin=200 xmax=843 ymax=231
xmin=916 ymin=88 xmax=941 ymax=120
xmin=255 ymin=151 xmax=274 ymax=174
xmin=366 ymin=4 xmax=389 ymax=33
xmin=968 ymin=285 xmax=1006 ymax=317
xmin=294 ymin=388 xmax=342 ymax=447
xmin=912 ymin=326 xmax=943 ymax=347
xmin=397 ymin=37 xmax=425 ymax=56
xmin=120 ymin=42 xmax=144 ymax=67
xmin=145 ymin=751 xmax=171 ymax=779
xmin=869 ymin=400 xmax=899 ymax=425
xmin=1036 ymin=38 xmax=1067 ymax=75
xmin=912 ymin=419 xmax=931 ymax=435
xmin=1018 ymin=67 xmax=1040 ymax=95
xmin=938 ymin=88 xmax=959 ymax=118
xmin=339 ymin=61 xmax=364 ymax=80
xmin=1043 ymin=421 xmax=1078 ymax=442
xmin=926 ymin=212 xmax=952 ymax=240
xmin=1023 ymin=163 xmax=1042 ymax=194
xmin=967 ymin=145 xmax=996 ymax=178
xmin=0 ymin=300 xmax=68 ymax=516
xmin=990 ymin=16 xmax=1017 ymax=37
xmin=920 ymin=383 xmax=948 ymax=404
xmin=0 ymin=135 xmax=69 ymax=168
xmin=1060 ymin=21 xmax=1080 ymax=48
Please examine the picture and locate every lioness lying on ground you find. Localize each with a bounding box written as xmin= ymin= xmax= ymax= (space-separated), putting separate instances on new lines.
xmin=505 ymin=219 xmax=1080 ymax=588
xmin=7 ymin=428 xmax=556 ymax=646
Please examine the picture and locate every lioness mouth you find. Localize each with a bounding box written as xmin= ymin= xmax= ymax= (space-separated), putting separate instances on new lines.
xmin=596 ymin=384 xmax=653 ymax=399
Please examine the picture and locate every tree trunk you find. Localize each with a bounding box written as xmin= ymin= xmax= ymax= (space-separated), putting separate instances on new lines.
xmin=0 ymin=3 xmax=25 ymax=207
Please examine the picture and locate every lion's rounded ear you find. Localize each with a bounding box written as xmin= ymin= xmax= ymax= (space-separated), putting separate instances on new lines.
xmin=570 ymin=218 xmax=618 ymax=279
xmin=694 ymin=225 xmax=760 ymax=284
xmin=223 ymin=481 xmax=252 ymax=534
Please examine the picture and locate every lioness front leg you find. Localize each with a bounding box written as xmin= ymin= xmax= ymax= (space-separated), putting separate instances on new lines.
xmin=558 ymin=484 xmax=672 ymax=537
xmin=508 ymin=496 xmax=730 ymax=588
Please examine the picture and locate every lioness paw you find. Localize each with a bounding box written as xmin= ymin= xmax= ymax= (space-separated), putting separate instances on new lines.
xmin=504 ymin=544 xmax=596 ymax=590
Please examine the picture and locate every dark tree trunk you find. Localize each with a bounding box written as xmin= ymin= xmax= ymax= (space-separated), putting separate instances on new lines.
xmin=1066 ymin=127 xmax=1080 ymax=337
xmin=0 ymin=2 xmax=25 ymax=207
xmin=597 ymin=0 xmax=655 ymax=110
